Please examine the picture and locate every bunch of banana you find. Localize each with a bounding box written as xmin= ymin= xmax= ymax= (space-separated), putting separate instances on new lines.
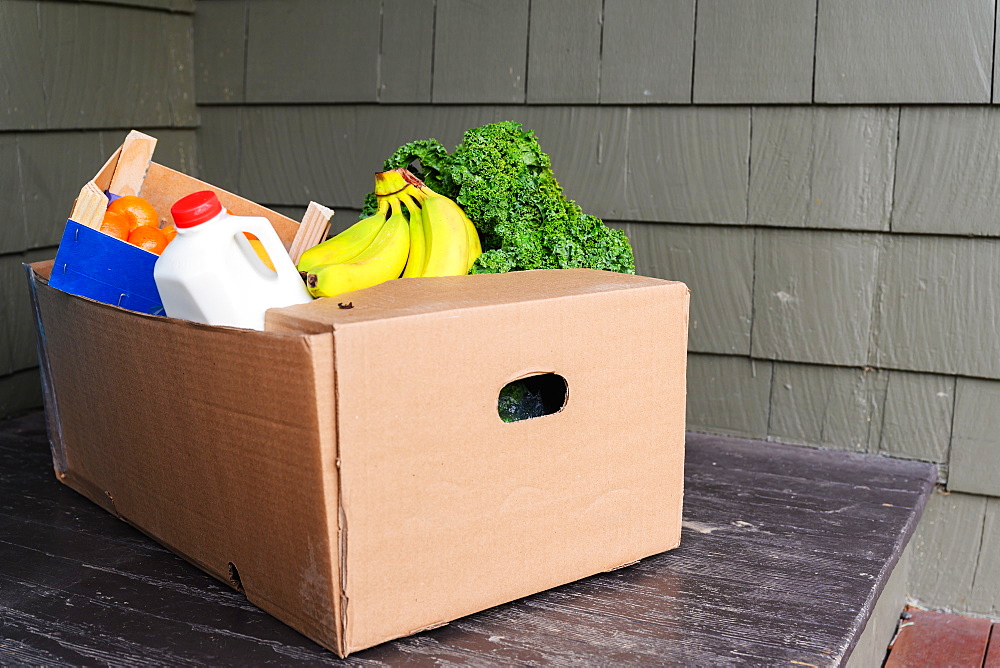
xmin=297 ymin=169 xmax=482 ymax=298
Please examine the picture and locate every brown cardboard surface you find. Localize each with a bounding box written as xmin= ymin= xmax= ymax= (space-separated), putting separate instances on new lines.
xmin=29 ymin=262 xmax=344 ymax=654
xmin=29 ymin=261 xmax=689 ymax=657
xmin=272 ymin=268 xmax=690 ymax=653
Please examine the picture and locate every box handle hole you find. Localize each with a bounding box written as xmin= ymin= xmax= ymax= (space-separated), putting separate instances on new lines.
xmin=498 ymin=373 xmax=567 ymax=423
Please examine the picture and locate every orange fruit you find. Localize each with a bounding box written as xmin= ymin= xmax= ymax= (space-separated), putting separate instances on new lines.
xmin=160 ymin=224 xmax=178 ymax=243
xmin=244 ymin=233 xmax=276 ymax=272
xmin=107 ymin=195 xmax=159 ymax=230
xmin=99 ymin=210 xmax=132 ymax=240
xmin=127 ymin=225 xmax=169 ymax=255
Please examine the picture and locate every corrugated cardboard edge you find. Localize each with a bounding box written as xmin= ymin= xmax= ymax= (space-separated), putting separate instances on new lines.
xmin=26 ymin=260 xmax=348 ymax=658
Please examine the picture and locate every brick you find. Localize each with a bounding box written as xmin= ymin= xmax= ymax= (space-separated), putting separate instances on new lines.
xmin=910 ymin=490 xmax=988 ymax=613
xmin=686 ymin=354 xmax=772 ymax=439
xmin=749 ymin=107 xmax=897 ymax=231
xmin=626 ymin=107 xmax=750 ymax=224
xmin=815 ymin=0 xmax=992 ymax=103
xmin=600 ymin=0 xmax=694 ymax=103
xmin=768 ymin=362 xmax=886 ymax=453
xmin=621 ymin=223 xmax=753 ymax=355
xmin=246 ymin=0 xmax=379 ymax=103
xmin=950 ymin=378 xmax=1000 ymax=496
xmin=893 ymin=107 xmax=1000 ymax=236
xmin=752 ymin=229 xmax=879 ymax=367
xmin=380 ymin=0 xmax=434 ymax=103
xmin=194 ymin=0 xmax=247 ymax=104
xmin=433 ymin=0 xmax=529 ymax=103
xmin=877 ymin=371 xmax=953 ymax=468
xmin=526 ymin=0 xmax=601 ymax=103
xmin=693 ymin=0 xmax=814 ymax=104
xmin=871 ymin=236 xmax=1000 ymax=378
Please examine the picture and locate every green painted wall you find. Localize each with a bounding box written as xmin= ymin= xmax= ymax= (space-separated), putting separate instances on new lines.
xmin=2 ymin=0 xmax=999 ymax=624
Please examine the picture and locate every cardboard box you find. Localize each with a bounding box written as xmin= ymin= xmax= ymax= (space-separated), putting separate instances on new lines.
xmin=25 ymin=257 xmax=690 ymax=656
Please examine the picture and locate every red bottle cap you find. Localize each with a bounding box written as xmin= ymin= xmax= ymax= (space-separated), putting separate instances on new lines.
xmin=171 ymin=190 xmax=223 ymax=228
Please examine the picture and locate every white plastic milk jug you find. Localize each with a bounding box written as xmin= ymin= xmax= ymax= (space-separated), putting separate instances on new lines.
xmin=154 ymin=190 xmax=312 ymax=330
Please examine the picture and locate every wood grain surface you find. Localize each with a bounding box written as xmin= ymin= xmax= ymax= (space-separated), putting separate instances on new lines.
xmin=0 ymin=411 xmax=935 ymax=666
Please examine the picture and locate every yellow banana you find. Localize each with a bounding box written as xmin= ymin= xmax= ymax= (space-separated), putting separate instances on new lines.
xmin=420 ymin=195 xmax=470 ymax=278
xmin=297 ymin=200 xmax=389 ymax=274
xmin=399 ymin=192 xmax=427 ymax=278
xmin=305 ymin=198 xmax=410 ymax=298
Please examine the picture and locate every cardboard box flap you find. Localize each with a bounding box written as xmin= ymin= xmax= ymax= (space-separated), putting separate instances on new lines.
xmin=267 ymin=268 xmax=686 ymax=334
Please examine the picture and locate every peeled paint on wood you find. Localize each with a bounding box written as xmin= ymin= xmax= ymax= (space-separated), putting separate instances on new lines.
xmin=622 ymin=222 xmax=753 ymax=355
xmin=893 ymin=107 xmax=1000 ymax=235
xmin=686 ymin=353 xmax=772 ymax=438
xmin=432 ymin=0 xmax=529 ymax=103
xmin=749 ymin=106 xmax=897 ymax=231
xmin=815 ymin=0 xmax=992 ymax=103
xmin=768 ymin=362 xmax=887 ymax=453
xmin=526 ymin=0 xmax=601 ymax=104
xmin=751 ymin=229 xmax=880 ymax=367
xmin=600 ymin=0 xmax=694 ymax=103
xmin=693 ymin=0 xmax=815 ymax=104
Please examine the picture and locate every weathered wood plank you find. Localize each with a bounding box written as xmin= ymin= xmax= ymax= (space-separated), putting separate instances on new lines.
xmin=876 ymin=371 xmax=953 ymax=470
xmin=526 ymin=0 xmax=601 ymax=103
xmin=620 ymin=222 xmax=753 ymax=355
xmin=871 ymin=235 xmax=1000 ymax=378
xmin=949 ymin=378 xmax=1000 ymax=496
xmin=687 ymin=353 xmax=772 ymax=438
xmin=37 ymin=3 xmax=196 ymax=129
xmin=909 ymin=490 xmax=987 ymax=611
xmin=432 ymin=0 xmax=529 ymax=103
xmin=245 ymin=0 xmax=379 ymax=103
xmin=0 ymin=1 xmax=47 ymax=131
xmin=600 ymin=0 xmax=694 ymax=103
xmin=893 ymin=107 xmax=1000 ymax=236
xmin=380 ymin=0 xmax=434 ymax=103
xmin=846 ymin=546 xmax=909 ymax=668
xmin=193 ymin=0 xmax=247 ymax=104
xmin=0 ymin=370 xmax=43 ymax=421
xmin=0 ymin=133 xmax=28 ymax=255
xmin=968 ymin=498 xmax=1000 ymax=617
xmin=768 ymin=362 xmax=886 ymax=453
xmin=0 ymin=411 xmax=936 ymax=665
xmin=18 ymin=132 xmax=108 ymax=250
xmin=693 ymin=0 xmax=815 ymax=104
xmin=752 ymin=229 xmax=880 ymax=367
xmin=626 ymin=107 xmax=750 ymax=224
xmin=749 ymin=106 xmax=897 ymax=231
xmin=884 ymin=608 xmax=992 ymax=667
xmin=815 ymin=0 xmax=992 ymax=103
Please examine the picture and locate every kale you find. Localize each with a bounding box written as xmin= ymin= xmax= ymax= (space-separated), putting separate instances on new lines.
xmin=363 ymin=121 xmax=635 ymax=275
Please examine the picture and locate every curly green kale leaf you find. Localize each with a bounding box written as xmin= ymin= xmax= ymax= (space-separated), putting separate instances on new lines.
xmin=363 ymin=121 xmax=635 ymax=275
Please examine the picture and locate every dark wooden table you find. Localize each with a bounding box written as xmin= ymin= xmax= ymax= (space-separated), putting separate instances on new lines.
xmin=0 ymin=411 xmax=936 ymax=666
